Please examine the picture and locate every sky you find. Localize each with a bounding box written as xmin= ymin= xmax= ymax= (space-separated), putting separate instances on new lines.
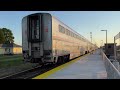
xmin=0 ymin=11 xmax=120 ymax=47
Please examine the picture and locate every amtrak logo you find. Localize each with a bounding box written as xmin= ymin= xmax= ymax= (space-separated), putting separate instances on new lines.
xmin=45 ymin=28 xmax=48 ymax=32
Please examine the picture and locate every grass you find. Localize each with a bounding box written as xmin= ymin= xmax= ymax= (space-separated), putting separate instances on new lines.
xmin=0 ymin=55 xmax=24 ymax=68
xmin=0 ymin=54 xmax=22 ymax=60
xmin=0 ymin=55 xmax=39 ymax=78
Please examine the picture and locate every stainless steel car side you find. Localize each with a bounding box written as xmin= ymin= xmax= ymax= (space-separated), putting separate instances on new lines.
xmin=22 ymin=13 xmax=98 ymax=64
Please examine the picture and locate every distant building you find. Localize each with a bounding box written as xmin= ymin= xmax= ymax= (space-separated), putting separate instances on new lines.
xmin=0 ymin=43 xmax=22 ymax=54
xmin=104 ymin=43 xmax=116 ymax=58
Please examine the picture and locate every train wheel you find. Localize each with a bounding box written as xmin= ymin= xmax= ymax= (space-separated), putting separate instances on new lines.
xmin=64 ymin=56 xmax=68 ymax=62
xmin=57 ymin=57 xmax=62 ymax=65
xmin=62 ymin=56 xmax=65 ymax=63
xmin=66 ymin=55 xmax=70 ymax=62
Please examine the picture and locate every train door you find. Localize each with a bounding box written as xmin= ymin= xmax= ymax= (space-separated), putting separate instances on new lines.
xmin=28 ymin=15 xmax=43 ymax=59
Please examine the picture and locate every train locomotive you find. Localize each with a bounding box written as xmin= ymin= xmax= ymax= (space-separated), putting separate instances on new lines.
xmin=22 ymin=13 xmax=98 ymax=64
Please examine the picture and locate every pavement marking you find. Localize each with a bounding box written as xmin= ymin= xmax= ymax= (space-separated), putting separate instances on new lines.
xmin=33 ymin=53 xmax=90 ymax=79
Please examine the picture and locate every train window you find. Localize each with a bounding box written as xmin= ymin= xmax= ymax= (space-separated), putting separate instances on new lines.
xmin=73 ymin=33 xmax=74 ymax=37
xmin=72 ymin=32 xmax=74 ymax=37
xmin=75 ymin=34 xmax=77 ymax=38
xmin=83 ymin=38 xmax=84 ymax=41
xmin=65 ymin=29 xmax=67 ymax=35
xmin=108 ymin=45 xmax=111 ymax=48
xmin=76 ymin=35 xmax=78 ymax=39
xmin=62 ymin=26 xmax=65 ymax=33
xmin=67 ymin=30 xmax=69 ymax=35
xmin=59 ymin=25 xmax=65 ymax=34
xmin=70 ymin=32 xmax=72 ymax=37
xmin=72 ymin=33 xmax=74 ymax=37
xmin=68 ymin=30 xmax=70 ymax=36
xmin=71 ymin=31 xmax=72 ymax=36
xmin=69 ymin=31 xmax=71 ymax=36
xmin=80 ymin=37 xmax=82 ymax=40
xmin=81 ymin=38 xmax=83 ymax=41
xmin=83 ymin=38 xmax=85 ymax=41
xmin=66 ymin=29 xmax=69 ymax=35
xmin=61 ymin=26 xmax=63 ymax=32
xmin=61 ymin=26 xmax=63 ymax=33
xmin=68 ymin=30 xmax=70 ymax=35
xmin=73 ymin=33 xmax=75 ymax=37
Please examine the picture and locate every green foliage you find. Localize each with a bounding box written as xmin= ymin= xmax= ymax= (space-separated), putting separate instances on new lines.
xmin=0 ymin=29 xmax=5 ymax=44
xmin=0 ymin=28 xmax=14 ymax=44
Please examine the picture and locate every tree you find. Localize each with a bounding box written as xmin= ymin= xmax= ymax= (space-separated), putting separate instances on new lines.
xmin=0 ymin=29 xmax=5 ymax=44
xmin=1 ymin=28 xmax=14 ymax=44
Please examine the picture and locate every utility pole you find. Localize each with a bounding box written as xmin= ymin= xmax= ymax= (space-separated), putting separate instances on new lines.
xmin=90 ymin=32 xmax=92 ymax=43
xmin=101 ymin=30 xmax=107 ymax=45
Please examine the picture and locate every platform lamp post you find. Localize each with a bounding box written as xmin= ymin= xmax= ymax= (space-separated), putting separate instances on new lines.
xmin=90 ymin=32 xmax=92 ymax=43
xmin=114 ymin=36 xmax=117 ymax=61
xmin=90 ymin=32 xmax=92 ymax=51
xmin=101 ymin=30 xmax=107 ymax=57
xmin=114 ymin=32 xmax=120 ymax=61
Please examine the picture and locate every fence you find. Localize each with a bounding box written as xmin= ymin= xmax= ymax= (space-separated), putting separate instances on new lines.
xmin=101 ymin=49 xmax=120 ymax=79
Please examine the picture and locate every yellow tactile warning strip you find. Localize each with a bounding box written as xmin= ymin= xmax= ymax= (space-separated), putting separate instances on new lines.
xmin=32 ymin=53 xmax=91 ymax=79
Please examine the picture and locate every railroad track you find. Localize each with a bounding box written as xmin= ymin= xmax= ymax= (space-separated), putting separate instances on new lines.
xmin=0 ymin=64 xmax=58 ymax=79
xmin=0 ymin=54 xmax=88 ymax=79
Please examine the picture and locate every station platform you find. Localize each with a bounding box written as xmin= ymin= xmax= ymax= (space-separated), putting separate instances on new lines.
xmin=33 ymin=49 xmax=107 ymax=79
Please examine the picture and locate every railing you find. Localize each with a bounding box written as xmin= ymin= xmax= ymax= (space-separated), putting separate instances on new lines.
xmin=101 ymin=49 xmax=120 ymax=79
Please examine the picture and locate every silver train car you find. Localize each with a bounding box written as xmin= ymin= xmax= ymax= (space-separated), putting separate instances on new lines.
xmin=22 ymin=13 xmax=98 ymax=64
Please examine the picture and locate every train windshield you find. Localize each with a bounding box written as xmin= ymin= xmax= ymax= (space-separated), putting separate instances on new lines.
xmin=28 ymin=15 xmax=41 ymax=42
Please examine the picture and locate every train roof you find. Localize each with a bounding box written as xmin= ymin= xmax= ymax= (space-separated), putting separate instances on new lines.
xmin=52 ymin=15 xmax=92 ymax=44
xmin=23 ymin=13 xmax=93 ymax=45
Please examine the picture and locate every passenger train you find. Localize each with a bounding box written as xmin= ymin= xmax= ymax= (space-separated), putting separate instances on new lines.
xmin=22 ymin=13 xmax=98 ymax=64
